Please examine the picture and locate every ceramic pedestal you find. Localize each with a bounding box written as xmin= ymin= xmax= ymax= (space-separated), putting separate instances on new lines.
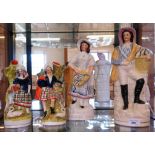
xmin=68 ymin=98 xmax=94 ymax=120
xmin=41 ymin=110 xmax=66 ymax=126
xmin=113 ymin=77 xmax=150 ymax=127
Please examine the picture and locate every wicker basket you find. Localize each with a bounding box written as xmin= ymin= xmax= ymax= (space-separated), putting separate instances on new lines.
xmin=135 ymin=57 xmax=151 ymax=73
xmin=73 ymin=72 xmax=90 ymax=87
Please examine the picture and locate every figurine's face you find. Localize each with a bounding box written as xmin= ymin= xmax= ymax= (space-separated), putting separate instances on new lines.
xmin=46 ymin=66 xmax=52 ymax=74
xmin=18 ymin=69 xmax=24 ymax=76
xmin=123 ymin=32 xmax=131 ymax=43
xmin=81 ymin=42 xmax=89 ymax=52
xmin=97 ymin=53 xmax=105 ymax=60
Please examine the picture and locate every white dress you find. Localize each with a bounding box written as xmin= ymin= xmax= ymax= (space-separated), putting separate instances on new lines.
xmin=95 ymin=59 xmax=111 ymax=102
xmin=69 ymin=51 xmax=95 ymax=99
xmin=68 ymin=51 xmax=95 ymax=120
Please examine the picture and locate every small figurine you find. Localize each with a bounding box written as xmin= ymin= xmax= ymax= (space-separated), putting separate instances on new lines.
xmin=94 ymin=53 xmax=111 ymax=103
xmin=4 ymin=62 xmax=32 ymax=128
xmin=35 ymin=62 xmax=66 ymax=126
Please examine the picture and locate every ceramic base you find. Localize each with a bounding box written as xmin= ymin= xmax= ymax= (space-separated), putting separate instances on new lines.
xmin=4 ymin=119 xmax=31 ymax=128
xmin=41 ymin=112 xmax=66 ymax=126
xmin=114 ymin=103 xmax=150 ymax=127
xmin=115 ymin=120 xmax=150 ymax=127
xmin=68 ymin=100 xmax=94 ymax=120
xmin=42 ymin=120 xmax=66 ymax=126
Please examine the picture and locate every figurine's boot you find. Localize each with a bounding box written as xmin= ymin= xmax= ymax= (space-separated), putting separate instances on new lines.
xmin=72 ymin=97 xmax=77 ymax=104
xmin=79 ymin=98 xmax=85 ymax=108
xmin=134 ymin=78 xmax=145 ymax=104
xmin=50 ymin=107 xmax=55 ymax=114
xmin=43 ymin=111 xmax=47 ymax=117
xmin=72 ymin=100 xmax=77 ymax=104
xmin=120 ymin=84 xmax=129 ymax=110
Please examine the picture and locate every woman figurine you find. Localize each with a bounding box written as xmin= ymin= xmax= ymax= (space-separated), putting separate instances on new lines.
xmin=68 ymin=39 xmax=95 ymax=120
xmin=37 ymin=64 xmax=62 ymax=117
xmin=94 ymin=53 xmax=111 ymax=103
xmin=4 ymin=63 xmax=32 ymax=128
xmin=110 ymin=27 xmax=152 ymax=127
xmin=12 ymin=65 xmax=31 ymax=112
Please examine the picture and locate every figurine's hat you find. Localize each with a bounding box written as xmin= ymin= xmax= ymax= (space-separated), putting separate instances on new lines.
xmin=77 ymin=39 xmax=92 ymax=50
xmin=118 ymin=27 xmax=136 ymax=46
xmin=44 ymin=63 xmax=53 ymax=70
xmin=10 ymin=60 xmax=18 ymax=65
xmin=16 ymin=64 xmax=26 ymax=71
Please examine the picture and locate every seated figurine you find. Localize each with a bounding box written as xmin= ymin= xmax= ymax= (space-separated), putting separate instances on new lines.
xmin=4 ymin=62 xmax=32 ymax=128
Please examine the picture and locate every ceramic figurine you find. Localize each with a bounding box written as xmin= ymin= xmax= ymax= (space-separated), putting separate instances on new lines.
xmin=68 ymin=39 xmax=95 ymax=120
xmin=35 ymin=61 xmax=66 ymax=125
xmin=94 ymin=53 xmax=111 ymax=103
xmin=4 ymin=61 xmax=32 ymax=128
xmin=111 ymin=27 xmax=152 ymax=127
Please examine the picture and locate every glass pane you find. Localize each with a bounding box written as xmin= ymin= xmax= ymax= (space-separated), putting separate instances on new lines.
xmin=15 ymin=33 xmax=27 ymax=69
xmin=15 ymin=23 xmax=26 ymax=32
xmin=120 ymin=23 xmax=132 ymax=28
xmin=31 ymin=23 xmax=115 ymax=48
xmin=31 ymin=23 xmax=114 ymax=32
xmin=31 ymin=32 xmax=114 ymax=48
xmin=79 ymin=23 xmax=114 ymax=31
xmin=31 ymin=23 xmax=77 ymax=32
xmin=31 ymin=32 xmax=74 ymax=48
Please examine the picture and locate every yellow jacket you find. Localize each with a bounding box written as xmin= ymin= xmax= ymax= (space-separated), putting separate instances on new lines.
xmin=110 ymin=43 xmax=141 ymax=82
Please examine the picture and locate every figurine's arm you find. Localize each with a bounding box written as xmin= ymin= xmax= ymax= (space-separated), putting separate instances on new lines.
xmin=28 ymin=84 xmax=31 ymax=94
xmin=53 ymin=76 xmax=63 ymax=84
xmin=68 ymin=63 xmax=81 ymax=73
xmin=68 ymin=54 xmax=81 ymax=73
xmin=85 ymin=56 xmax=95 ymax=75
xmin=111 ymin=48 xmax=121 ymax=65
xmin=27 ymin=77 xmax=32 ymax=93
xmin=111 ymin=59 xmax=122 ymax=65
xmin=121 ymin=44 xmax=141 ymax=65
xmin=123 ymin=44 xmax=152 ymax=65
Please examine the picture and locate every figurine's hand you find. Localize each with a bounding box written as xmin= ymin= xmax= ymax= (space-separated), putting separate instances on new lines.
xmin=8 ymin=88 xmax=12 ymax=93
xmin=122 ymin=59 xmax=130 ymax=65
xmin=75 ymin=68 xmax=81 ymax=74
xmin=16 ymin=84 xmax=20 ymax=88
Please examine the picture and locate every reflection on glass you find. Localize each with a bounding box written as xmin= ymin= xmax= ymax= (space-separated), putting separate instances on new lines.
xmin=87 ymin=34 xmax=114 ymax=47
xmin=15 ymin=23 xmax=26 ymax=32
xmin=120 ymin=23 xmax=132 ymax=28
xmin=31 ymin=100 xmax=43 ymax=111
xmin=15 ymin=35 xmax=27 ymax=69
